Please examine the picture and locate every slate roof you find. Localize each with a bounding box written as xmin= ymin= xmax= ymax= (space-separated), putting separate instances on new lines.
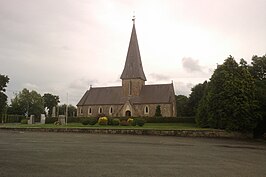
xmin=77 ymin=84 xmax=174 ymax=106
xmin=120 ymin=23 xmax=146 ymax=81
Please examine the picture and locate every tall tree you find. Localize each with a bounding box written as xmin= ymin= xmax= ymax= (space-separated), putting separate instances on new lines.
xmin=249 ymin=54 xmax=266 ymax=137
xmin=9 ymin=88 xmax=44 ymax=117
xmin=43 ymin=93 xmax=60 ymax=117
xmin=250 ymin=55 xmax=266 ymax=80
xmin=0 ymin=74 xmax=9 ymax=115
xmin=187 ymin=81 xmax=208 ymax=116
xmin=196 ymin=56 xmax=259 ymax=132
xmin=58 ymin=104 xmax=77 ymax=117
xmin=175 ymin=95 xmax=189 ymax=117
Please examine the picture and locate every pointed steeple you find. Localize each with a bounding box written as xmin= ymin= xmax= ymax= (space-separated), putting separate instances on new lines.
xmin=120 ymin=17 xmax=146 ymax=81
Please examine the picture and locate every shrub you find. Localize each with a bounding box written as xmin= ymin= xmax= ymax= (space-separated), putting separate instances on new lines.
xmin=45 ymin=117 xmax=58 ymax=124
xmin=88 ymin=117 xmax=98 ymax=125
xmin=135 ymin=118 xmax=145 ymax=126
xmin=21 ymin=119 xmax=28 ymax=124
xmin=81 ymin=118 xmax=90 ymax=125
xmin=120 ymin=120 xmax=129 ymax=126
xmin=98 ymin=117 xmax=108 ymax=125
xmin=112 ymin=118 xmax=120 ymax=126
xmin=127 ymin=118 xmax=134 ymax=125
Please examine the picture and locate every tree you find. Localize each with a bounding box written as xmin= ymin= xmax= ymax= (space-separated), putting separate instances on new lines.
xmin=43 ymin=93 xmax=60 ymax=117
xmin=58 ymin=104 xmax=77 ymax=117
xmin=154 ymin=105 xmax=162 ymax=117
xmin=0 ymin=74 xmax=9 ymax=115
xmin=249 ymin=54 xmax=266 ymax=137
xmin=175 ymin=95 xmax=189 ymax=117
xmin=250 ymin=55 xmax=266 ymax=80
xmin=196 ymin=56 xmax=259 ymax=132
xmin=187 ymin=81 xmax=208 ymax=116
xmin=9 ymin=88 xmax=44 ymax=117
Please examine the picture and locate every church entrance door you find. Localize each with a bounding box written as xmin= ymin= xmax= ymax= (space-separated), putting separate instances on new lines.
xmin=125 ymin=110 xmax=131 ymax=117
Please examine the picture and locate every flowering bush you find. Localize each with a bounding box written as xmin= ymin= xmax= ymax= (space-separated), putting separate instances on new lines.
xmin=127 ymin=118 xmax=134 ymax=126
xmin=98 ymin=117 xmax=108 ymax=125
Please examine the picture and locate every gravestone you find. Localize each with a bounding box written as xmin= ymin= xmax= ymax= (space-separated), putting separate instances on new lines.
xmin=58 ymin=115 xmax=66 ymax=125
xmin=28 ymin=115 xmax=35 ymax=124
xmin=52 ymin=106 xmax=56 ymax=117
xmin=40 ymin=114 xmax=46 ymax=124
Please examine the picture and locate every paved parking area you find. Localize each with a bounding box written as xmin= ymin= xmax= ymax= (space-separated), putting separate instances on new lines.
xmin=0 ymin=130 xmax=265 ymax=177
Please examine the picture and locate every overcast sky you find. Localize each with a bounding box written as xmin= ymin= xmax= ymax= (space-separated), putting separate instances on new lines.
xmin=1 ymin=0 xmax=265 ymax=105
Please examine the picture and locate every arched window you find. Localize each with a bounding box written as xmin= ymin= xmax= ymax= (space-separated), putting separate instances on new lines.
xmin=98 ymin=107 xmax=103 ymax=114
xmin=109 ymin=107 xmax=113 ymax=115
xmin=144 ymin=105 xmax=149 ymax=115
xmin=88 ymin=107 xmax=92 ymax=115
xmin=80 ymin=108 xmax=83 ymax=115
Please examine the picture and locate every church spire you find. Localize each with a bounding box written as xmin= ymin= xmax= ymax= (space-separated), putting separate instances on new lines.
xmin=120 ymin=17 xmax=146 ymax=81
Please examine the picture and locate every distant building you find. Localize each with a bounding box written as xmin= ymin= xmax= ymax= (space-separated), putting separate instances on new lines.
xmin=77 ymin=18 xmax=176 ymax=117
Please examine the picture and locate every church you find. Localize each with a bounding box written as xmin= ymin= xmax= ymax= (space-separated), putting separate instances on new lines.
xmin=77 ymin=18 xmax=176 ymax=117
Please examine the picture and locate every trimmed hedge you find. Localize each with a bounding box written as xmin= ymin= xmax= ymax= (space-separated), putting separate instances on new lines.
xmin=1 ymin=115 xmax=26 ymax=123
xmin=144 ymin=117 xmax=195 ymax=123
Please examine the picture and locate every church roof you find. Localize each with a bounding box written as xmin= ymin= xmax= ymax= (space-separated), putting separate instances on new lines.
xmin=77 ymin=84 xmax=174 ymax=106
xmin=120 ymin=21 xmax=146 ymax=81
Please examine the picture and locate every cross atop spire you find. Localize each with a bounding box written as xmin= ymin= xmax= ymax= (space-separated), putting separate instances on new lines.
xmin=132 ymin=14 xmax=135 ymax=24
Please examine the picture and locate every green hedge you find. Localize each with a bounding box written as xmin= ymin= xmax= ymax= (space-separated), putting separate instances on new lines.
xmin=0 ymin=115 xmax=26 ymax=123
xmin=144 ymin=117 xmax=195 ymax=123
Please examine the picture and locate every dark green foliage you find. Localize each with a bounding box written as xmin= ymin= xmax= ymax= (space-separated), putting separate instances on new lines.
xmin=21 ymin=119 xmax=28 ymax=124
xmin=58 ymin=104 xmax=77 ymax=117
xmin=134 ymin=118 xmax=145 ymax=126
xmin=43 ymin=93 xmax=59 ymax=117
xmin=175 ymin=95 xmax=190 ymax=117
xmin=88 ymin=117 xmax=98 ymax=125
xmin=0 ymin=74 xmax=9 ymax=115
xmin=250 ymin=55 xmax=266 ymax=80
xmin=66 ymin=117 xmax=81 ymax=123
xmin=187 ymin=81 xmax=208 ymax=116
xmin=196 ymin=56 xmax=259 ymax=132
xmin=145 ymin=117 xmax=195 ymax=123
xmin=81 ymin=118 xmax=90 ymax=125
xmin=112 ymin=118 xmax=120 ymax=126
xmin=1 ymin=114 xmax=26 ymax=123
xmin=154 ymin=105 xmax=162 ymax=117
xmin=45 ymin=117 xmax=57 ymax=124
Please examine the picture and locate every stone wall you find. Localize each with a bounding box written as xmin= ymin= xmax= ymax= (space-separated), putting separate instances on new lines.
xmin=0 ymin=127 xmax=251 ymax=139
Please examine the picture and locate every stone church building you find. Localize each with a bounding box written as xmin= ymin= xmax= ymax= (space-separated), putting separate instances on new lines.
xmin=77 ymin=18 xmax=176 ymax=117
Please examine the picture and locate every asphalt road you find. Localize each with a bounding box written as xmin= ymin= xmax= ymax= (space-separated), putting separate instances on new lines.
xmin=0 ymin=130 xmax=265 ymax=177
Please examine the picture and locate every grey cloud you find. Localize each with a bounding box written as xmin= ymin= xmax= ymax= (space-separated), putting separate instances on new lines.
xmin=182 ymin=57 xmax=203 ymax=73
xmin=69 ymin=78 xmax=99 ymax=90
xmin=174 ymin=82 xmax=193 ymax=96
xmin=149 ymin=73 xmax=170 ymax=81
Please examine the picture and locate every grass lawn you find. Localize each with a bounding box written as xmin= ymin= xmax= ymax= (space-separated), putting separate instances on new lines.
xmin=0 ymin=122 xmax=209 ymax=130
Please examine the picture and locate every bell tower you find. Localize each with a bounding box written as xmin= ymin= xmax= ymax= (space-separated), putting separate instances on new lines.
xmin=120 ymin=16 xmax=146 ymax=97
